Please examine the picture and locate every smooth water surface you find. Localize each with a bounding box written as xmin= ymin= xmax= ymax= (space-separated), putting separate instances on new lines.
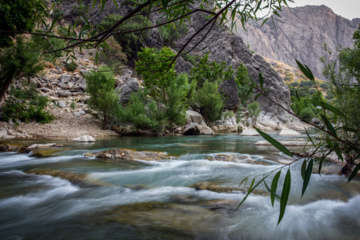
xmin=0 ymin=134 xmax=359 ymax=240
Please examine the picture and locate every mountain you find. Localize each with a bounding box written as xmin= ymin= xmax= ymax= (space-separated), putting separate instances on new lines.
xmin=233 ymin=5 xmax=360 ymax=78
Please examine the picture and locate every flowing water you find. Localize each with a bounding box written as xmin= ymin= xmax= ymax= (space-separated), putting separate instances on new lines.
xmin=0 ymin=134 xmax=360 ymax=239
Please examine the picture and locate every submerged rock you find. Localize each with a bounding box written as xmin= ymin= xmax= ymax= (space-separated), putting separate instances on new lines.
xmin=72 ymin=135 xmax=95 ymax=142
xmin=26 ymin=169 xmax=89 ymax=187
xmin=255 ymin=140 xmax=308 ymax=146
xmin=89 ymin=148 xmax=174 ymax=161
xmin=279 ymin=128 xmax=302 ymax=136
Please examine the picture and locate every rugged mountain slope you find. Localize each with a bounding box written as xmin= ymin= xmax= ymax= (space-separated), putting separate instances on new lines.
xmin=234 ymin=5 xmax=360 ymax=78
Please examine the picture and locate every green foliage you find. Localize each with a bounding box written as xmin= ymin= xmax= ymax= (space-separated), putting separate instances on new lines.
xmin=114 ymin=89 xmax=167 ymax=134
xmin=31 ymin=33 xmax=66 ymax=60
xmin=247 ymin=101 xmax=261 ymax=122
xmin=235 ymin=64 xmax=255 ymax=106
xmin=290 ymin=82 xmax=299 ymax=87
xmin=136 ymin=47 xmax=176 ymax=102
xmin=158 ymin=21 xmax=188 ymax=45
xmin=299 ymin=81 xmax=314 ymax=87
xmin=70 ymin=101 xmax=76 ymax=110
xmin=0 ymin=37 xmax=44 ymax=100
xmin=85 ymin=66 xmax=118 ymax=128
xmin=299 ymin=107 xmax=315 ymax=122
xmin=189 ymin=53 xmax=233 ymax=88
xmin=65 ymin=61 xmax=78 ymax=72
xmin=0 ymin=0 xmax=46 ymax=48
xmin=99 ymin=14 xmax=151 ymax=63
xmin=192 ymin=81 xmax=224 ymax=123
xmin=320 ymin=82 xmax=330 ymax=90
xmin=182 ymin=54 xmax=200 ymax=66
xmin=2 ymin=85 xmax=54 ymax=123
xmin=98 ymin=37 xmax=127 ymax=74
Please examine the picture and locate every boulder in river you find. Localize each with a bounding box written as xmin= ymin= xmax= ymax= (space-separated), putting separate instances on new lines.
xmin=279 ymin=128 xmax=302 ymax=136
xmin=72 ymin=135 xmax=95 ymax=142
xmin=183 ymin=123 xmax=215 ymax=135
xmin=255 ymin=140 xmax=308 ymax=146
xmin=239 ymin=128 xmax=260 ymax=136
xmin=89 ymin=148 xmax=174 ymax=161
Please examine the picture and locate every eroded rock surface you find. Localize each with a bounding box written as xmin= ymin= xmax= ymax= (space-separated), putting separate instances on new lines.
xmin=88 ymin=148 xmax=174 ymax=161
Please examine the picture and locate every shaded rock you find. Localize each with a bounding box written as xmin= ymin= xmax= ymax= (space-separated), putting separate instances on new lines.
xmin=112 ymin=125 xmax=158 ymax=136
xmin=117 ymin=78 xmax=139 ymax=104
xmin=279 ymin=128 xmax=302 ymax=136
xmin=92 ymin=148 xmax=173 ymax=161
xmin=219 ymin=77 xmax=240 ymax=111
xmin=72 ymin=135 xmax=95 ymax=142
xmin=183 ymin=123 xmax=215 ymax=135
xmin=239 ymin=128 xmax=260 ymax=136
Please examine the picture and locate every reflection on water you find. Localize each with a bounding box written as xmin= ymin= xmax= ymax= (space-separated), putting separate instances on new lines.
xmin=0 ymin=134 xmax=359 ymax=240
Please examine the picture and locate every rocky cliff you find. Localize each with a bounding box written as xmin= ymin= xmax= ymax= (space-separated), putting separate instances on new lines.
xmin=234 ymin=5 xmax=360 ymax=78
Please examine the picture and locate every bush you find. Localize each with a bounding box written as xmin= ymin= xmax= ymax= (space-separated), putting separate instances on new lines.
xmin=85 ymin=66 xmax=118 ymax=128
xmin=247 ymin=101 xmax=261 ymax=122
xmin=98 ymin=37 xmax=127 ymax=74
xmin=2 ymin=85 xmax=54 ymax=123
xmin=235 ymin=64 xmax=255 ymax=106
xmin=32 ymin=33 xmax=66 ymax=61
xmin=299 ymin=107 xmax=315 ymax=122
xmin=192 ymin=81 xmax=224 ymax=123
xmin=284 ymin=72 xmax=294 ymax=82
xmin=65 ymin=61 xmax=78 ymax=72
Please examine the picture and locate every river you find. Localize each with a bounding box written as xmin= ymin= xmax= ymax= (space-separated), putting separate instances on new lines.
xmin=0 ymin=134 xmax=359 ymax=239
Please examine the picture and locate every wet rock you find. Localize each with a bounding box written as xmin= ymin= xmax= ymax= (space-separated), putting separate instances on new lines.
xmin=255 ymin=140 xmax=308 ymax=146
xmin=192 ymin=181 xmax=245 ymax=193
xmin=239 ymin=128 xmax=260 ymax=136
xmin=30 ymin=148 xmax=63 ymax=158
xmin=92 ymin=148 xmax=173 ymax=161
xmin=72 ymin=135 xmax=95 ymax=142
xmin=27 ymin=143 xmax=63 ymax=151
xmin=279 ymin=128 xmax=302 ymax=136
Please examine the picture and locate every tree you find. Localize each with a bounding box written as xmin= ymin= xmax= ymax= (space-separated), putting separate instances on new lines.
xmin=85 ymin=66 xmax=118 ymax=129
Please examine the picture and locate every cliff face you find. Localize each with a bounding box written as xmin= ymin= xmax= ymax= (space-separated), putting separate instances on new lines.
xmin=234 ymin=5 xmax=360 ymax=78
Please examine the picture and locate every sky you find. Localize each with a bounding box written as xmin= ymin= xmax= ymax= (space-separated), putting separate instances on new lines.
xmin=287 ymin=0 xmax=360 ymax=20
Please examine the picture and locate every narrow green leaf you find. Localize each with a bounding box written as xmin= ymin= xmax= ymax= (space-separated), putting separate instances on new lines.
xmin=278 ymin=169 xmax=291 ymax=224
xmin=254 ymin=127 xmax=294 ymax=157
xmin=249 ymin=178 xmax=256 ymax=191
xmin=264 ymin=181 xmax=281 ymax=200
xmin=320 ymin=114 xmax=337 ymax=137
xmin=348 ymin=163 xmax=360 ymax=182
xmin=311 ymin=99 xmax=345 ymax=117
xmin=341 ymin=127 xmax=358 ymax=133
xmin=301 ymin=160 xmax=306 ymax=180
xmin=270 ymin=171 xmax=281 ymax=206
xmin=333 ymin=142 xmax=343 ymax=161
xmin=296 ymin=59 xmax=315 ymax=81
xmin=302 ymin=159 xmax=313 ymax=197
xmin=236 ymin=175 xmax=269 ymax=211
xmin=259 ymin=73 xmax=264 ymax=90
xmin=239 ymin=177 xmax=248 ymax=187
xmin=261 ymin=18 xmax=269 ymax=27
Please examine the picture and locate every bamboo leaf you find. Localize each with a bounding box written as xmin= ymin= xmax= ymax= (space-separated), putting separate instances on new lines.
xmin=311 ymin=99 xmax=345 ymax=117
xmin=348 ymin=162 xmax=360 ymax=183
xmin=278 ymin=169 xmax=291 ymax=224
xmin=301 ymin=160 xmax=306 ymax=180
xmin=239 ymin=177 xmax=248 ymax=187
xmin=264 ymin=181 xmax=281 ymax=200
xmin=270 ymin=171 xmax=281 ymax=206
xmin=254 ymin=128 xmax=294 ymax=157
xmin=320 ymin=114 xmax=337 ymax=137
xmin=296 ymin=59 xmax=315 ymax=81
xmin=302 ymin=159 xmax=313 ymax=197
xmin=236 ymin=175 xmax=269 ymax=211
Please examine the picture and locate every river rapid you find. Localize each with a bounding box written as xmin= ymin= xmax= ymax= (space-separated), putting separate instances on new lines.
xmin=0 ymin=134 xmax=360 ymax=240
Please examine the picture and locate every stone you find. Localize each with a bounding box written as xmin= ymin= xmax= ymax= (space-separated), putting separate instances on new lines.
xmin=59 ymin=74 xmax=71 ymax=83
xmin=58 ymin=101 xmax=67 ymax=108
xmin=255 ymin=140 xmax=307 ymax=146
xmin=117 ymin=78 xmax=139 ymax=104
xmin=239 ymin=128 xmax=260 ymax=136
xmin=80 ymin=70 xmax=89 ymax=76
xmin=279 ymin=128 xmax=302 ymax=136
xmin=211 ymin=115 xmax=238 ymax=133
xmin=73 ymin=110 xmax=85 ymax=117
xmin=90 ymin=148 xmax=173 ymax=161
xmin=58 ymin=90 xmax=72 ymax=97
xmin=56 ymin=65 xmax=63 ymax=74
xmin=183 ymin=123 xmax=215 ymax=135
xmin=72 ymin=135 xmax=96 ymax=142
xmin=185 ymin=110 xmax=204 ymax=125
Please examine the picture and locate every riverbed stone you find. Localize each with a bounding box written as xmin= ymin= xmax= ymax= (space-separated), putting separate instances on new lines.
xmin=255 ymin=140 xmax=307 ymax=146
xmin=279 ymin=128 xmax=302 ymax=136
xmin=72 ymin=135 xmax=95 ymax=142
xmin=239 ymin=128 xmax=260 ymax=136
xmin=92 ymin=148 xmax=173 ymax=161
